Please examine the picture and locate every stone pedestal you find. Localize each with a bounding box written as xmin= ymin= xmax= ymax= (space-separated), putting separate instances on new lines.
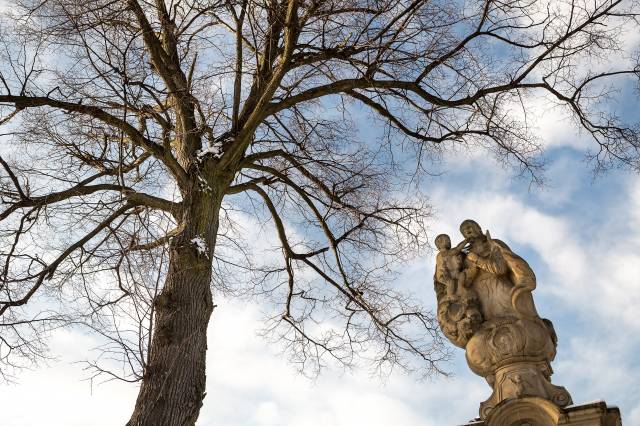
xmin=460 ymin=399 xmax=622 ymax=426
xmin=464 ymin=316 xmax=572 ymax=418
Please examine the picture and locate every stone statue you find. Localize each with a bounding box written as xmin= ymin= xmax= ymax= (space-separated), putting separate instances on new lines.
xmin=433 ymin=220 xmax=572 ymax=420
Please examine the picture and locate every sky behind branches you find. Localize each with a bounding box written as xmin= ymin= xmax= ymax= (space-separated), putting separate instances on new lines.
xmin=1 ymin=2 xmax=640 ymax=424
xmin=1 ymin=77 xmax=640 ymax=425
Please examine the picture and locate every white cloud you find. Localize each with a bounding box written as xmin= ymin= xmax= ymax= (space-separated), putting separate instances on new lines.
xmin=200 ymin=298 xmax=486 ymax=426
xmin=1 ymin=97 xmax=639 ymax=426
xmin=253 ymin=401 xmax=281 ymax=426
xmin=0 ymin=329 xmax=138 ymax=426
xmin=0 ymin=293 xmax=490 ymax=426
xmin=2 ymin=174 xmax=638 ymax=425
xmin=430 ymin=177 xmax=640 ymax=332
xmin=425 ymin=164 xmax=640 ymax=423
xmin=629 ymin=405 xmax=640 ymax=425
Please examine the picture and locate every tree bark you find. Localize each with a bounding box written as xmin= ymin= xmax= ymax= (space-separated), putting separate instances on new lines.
xmin=127 ymin=182 xmax=224 ymax=426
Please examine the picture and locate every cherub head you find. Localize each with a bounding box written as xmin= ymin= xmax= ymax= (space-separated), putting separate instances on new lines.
xmin=435 ymin=234 xmax=451 ymax=251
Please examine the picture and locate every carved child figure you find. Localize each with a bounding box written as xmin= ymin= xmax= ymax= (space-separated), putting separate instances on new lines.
xmin=435 ymin=234 xmax=471 ymax=298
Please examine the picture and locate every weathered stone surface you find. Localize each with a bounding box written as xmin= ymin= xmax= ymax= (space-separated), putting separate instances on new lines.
xmin=459 ymin=399 xmax=622 ymax=426
xmin=434 ymin=220 xmax=572 ymax=420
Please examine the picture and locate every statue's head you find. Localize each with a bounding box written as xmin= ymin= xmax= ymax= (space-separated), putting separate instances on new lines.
xmin=460 ymin=219 xmax=482 ymax=239
xmin=434 ymin=234 xmax=451 ymax=250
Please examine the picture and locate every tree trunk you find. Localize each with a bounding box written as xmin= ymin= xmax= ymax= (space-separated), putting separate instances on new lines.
xmin=127 ymin=183 xmax=223 ymax=426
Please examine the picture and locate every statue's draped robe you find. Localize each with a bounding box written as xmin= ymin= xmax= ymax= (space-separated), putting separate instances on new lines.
xmin=471 ymin=246 xmax=513 ymax=320
xmin=470 ymin=239 xmax=539 ymax=320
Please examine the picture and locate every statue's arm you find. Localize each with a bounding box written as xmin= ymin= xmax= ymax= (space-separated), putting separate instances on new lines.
xmin=451 ymin=238 xmax=468 ymax=253
xmin=467 ymin=247 xmax=508 ymax=275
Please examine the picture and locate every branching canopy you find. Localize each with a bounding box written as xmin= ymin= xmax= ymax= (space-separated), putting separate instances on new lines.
xmin=0 ymin=0 xmax=638 ymax=382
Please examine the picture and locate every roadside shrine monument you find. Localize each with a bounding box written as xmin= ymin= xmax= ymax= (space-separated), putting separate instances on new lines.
xmin=433 ymin=220 xmax=621 ymax=426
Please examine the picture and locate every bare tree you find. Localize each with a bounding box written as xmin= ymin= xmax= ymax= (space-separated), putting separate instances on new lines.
xmin=0 ymin=0 xmax=638 ymax=424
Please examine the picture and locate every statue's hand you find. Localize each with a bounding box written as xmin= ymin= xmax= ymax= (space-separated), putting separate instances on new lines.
xmin=466 ymin=251 xmax=479 ymax=263
xmin=452 ymin=238 xmax=469 ymax=253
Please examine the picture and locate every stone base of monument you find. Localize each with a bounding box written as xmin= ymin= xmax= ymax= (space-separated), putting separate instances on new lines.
xmin=460 ymin=398 xmax=622 ymax=426
xmin=478 ymin=360 xmax=573 ymax=418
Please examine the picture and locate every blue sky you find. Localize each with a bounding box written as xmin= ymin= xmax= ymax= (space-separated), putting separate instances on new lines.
xmin=2 ymin=86 xmax=640 ymax=426
xmin=1 ymin=2 xmax=640 ymax=425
